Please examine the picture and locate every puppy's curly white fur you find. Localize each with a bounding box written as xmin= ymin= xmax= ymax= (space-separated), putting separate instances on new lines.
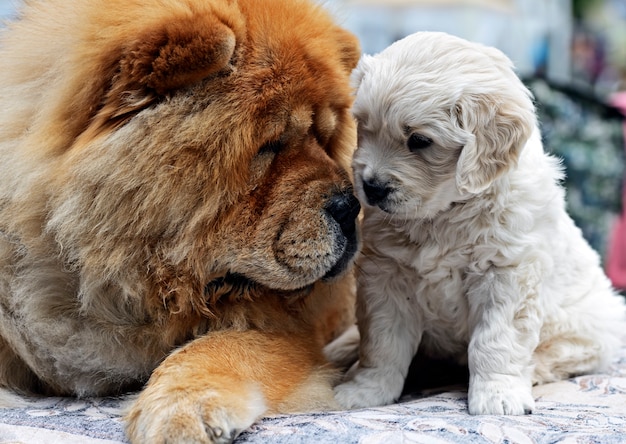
xmin=327 ymin=31 xmax=626 ymax=415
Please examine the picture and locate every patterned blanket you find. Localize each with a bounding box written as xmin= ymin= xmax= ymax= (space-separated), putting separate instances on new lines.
xmin=1 ymin=339 xmax=625 ymax=444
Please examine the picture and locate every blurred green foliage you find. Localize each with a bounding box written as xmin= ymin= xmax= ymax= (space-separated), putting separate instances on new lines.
xmin=572 ymin=0 xmax=602 ymax=19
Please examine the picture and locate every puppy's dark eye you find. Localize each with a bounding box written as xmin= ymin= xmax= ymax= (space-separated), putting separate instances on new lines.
xmin=407 ymin=133 xmax=432 ymax=152
xmin=258 ymin=139 xmax=285 ymax=155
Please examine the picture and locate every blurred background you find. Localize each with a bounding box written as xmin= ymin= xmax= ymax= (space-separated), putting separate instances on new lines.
xmin=324 ymin=0 xmax=626 ymax=96
xmin=1 ymin=0 xmax=625 ymax=289
xmin=1 ymin=0 xmax=624 ymax=93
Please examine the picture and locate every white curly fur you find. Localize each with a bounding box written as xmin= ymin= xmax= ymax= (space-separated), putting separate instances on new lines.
xmin=327 ymin=31 xmax=626 ymax=415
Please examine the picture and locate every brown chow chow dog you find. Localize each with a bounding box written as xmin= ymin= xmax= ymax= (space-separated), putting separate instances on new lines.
xmin=0 ymin=0 xmax=360 ymax=442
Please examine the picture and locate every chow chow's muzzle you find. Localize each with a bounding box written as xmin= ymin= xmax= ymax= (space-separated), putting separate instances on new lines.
xmin=322 ymin=190 xmax=360 ymax=279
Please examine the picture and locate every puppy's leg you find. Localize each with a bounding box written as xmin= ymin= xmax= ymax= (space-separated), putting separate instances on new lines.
xmin=466 ymin=266 xmax=540 ymax=415
xmin=324 ymin=324 xmax=360 ymax=371
xmin=125 ymin=330 xmax=337 ymax=444
xmin=0 ymin=389 xmax=30 ymax=408
xmin=333 ymin=262 xmax=421 ymax=409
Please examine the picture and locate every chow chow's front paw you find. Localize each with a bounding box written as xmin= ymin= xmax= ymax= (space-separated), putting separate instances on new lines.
xmin=468 ymin=376 xmax=535 ymax=415
xmin=125 ymin=382 xmax=266 ymax=444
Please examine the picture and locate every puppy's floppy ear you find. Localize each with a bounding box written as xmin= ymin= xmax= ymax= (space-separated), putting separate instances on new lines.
xmin=454 ymin=84 xmax=536 ymax=194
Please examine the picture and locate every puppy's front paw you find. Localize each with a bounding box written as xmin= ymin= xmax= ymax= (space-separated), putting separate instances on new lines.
xmin=125 ymin=383 xmax=266 ymax=444
xmin=334 ymin=365 xmax=403 ymax=409
xmin=468 ymin=377 xmax=535 ymax=415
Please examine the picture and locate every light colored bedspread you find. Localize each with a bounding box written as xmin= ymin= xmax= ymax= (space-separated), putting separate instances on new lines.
xmin=1 ymin=343 xmax=625 ymax=444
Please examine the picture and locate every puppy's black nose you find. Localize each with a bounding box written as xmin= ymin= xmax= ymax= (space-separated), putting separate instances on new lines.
xmin=326 ymin=192 xmax=360 ymax=237
xmin=362 ymin=178 xmax=391 ymax=205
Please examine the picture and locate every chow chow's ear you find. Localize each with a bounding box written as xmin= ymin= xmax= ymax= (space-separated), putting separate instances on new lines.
xmin=334 ymin=28 xmax=361 ymax=74
xmin=93 ymin=11 xmax=244 ymax=128
xmin=119 ymin=14 xmax=239 ymax=96
xmin=454 ymin=87 xmax=536 ymax=194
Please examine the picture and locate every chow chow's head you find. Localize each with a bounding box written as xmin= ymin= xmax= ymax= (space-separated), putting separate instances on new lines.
xmin=4 ymin=0 xmax=360 ymax=311
xmin=350 ymin=32 xmax=536 ymax=220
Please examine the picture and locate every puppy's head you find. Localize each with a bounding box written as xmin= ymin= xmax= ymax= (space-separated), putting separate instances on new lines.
xmin=351 ymin=31 xmax=536 ymax=219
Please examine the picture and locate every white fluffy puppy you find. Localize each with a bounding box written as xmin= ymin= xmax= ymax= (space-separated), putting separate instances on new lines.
xmin=329 ymin=31 xmax=626 ymax=415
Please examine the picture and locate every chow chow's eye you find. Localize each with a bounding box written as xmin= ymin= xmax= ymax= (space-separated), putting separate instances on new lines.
xmin=258 ymin=139 xmax=285 ymax=155
xmin=407 ymin=133 xmax=432 ymax=152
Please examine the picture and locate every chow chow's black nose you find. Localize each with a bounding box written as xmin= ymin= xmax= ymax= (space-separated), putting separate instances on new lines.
xmin=362 ymin=178 xmax=391 ymax=205
xmin=326 ymin=192 xmax=360 ymax=237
